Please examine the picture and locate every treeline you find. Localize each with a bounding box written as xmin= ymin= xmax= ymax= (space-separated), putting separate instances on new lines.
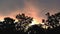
xmin=0 ymin=13 xmax=33 ymax=33
xmin=0 ymin=12 xmax=60 ymax=34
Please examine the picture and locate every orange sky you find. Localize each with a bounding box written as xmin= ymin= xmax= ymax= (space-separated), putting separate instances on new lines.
xmin=0 ymin=1 xmax=43 ymax=24
xmin=0 ymin=1 xmax=59 ymax=23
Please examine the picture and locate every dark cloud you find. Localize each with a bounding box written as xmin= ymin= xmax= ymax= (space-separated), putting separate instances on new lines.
xmin=0 ymin=0 xmax=24 ymax=15
xmin=31 ymin=0 xmax=60 ymax=9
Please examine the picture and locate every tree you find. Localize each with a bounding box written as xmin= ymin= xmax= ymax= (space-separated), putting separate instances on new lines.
xmin=26 ymin=25 xmax=45 ymax=34
xmin=16 ymin=13 xmax=33 ymax=32
xmin=3 ymin=17 xmax=16 ymax=32
xmin=45 ymin=12 xmax=60 ymax=28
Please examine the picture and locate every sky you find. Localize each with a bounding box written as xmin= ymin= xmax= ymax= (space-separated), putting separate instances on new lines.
xmin=0 ymin=0 xmax=60 ymax=24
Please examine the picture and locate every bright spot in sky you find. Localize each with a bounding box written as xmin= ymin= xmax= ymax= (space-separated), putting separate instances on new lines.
xmin=14 ymin=19 xmax=18 ymax=22
xmin=30 ymin=19 xmax=40 ymax=25
xmin=28 ymin=19 xmax=41 ymax=27
xmin=0 ymin=19 xmax=4 ymax=22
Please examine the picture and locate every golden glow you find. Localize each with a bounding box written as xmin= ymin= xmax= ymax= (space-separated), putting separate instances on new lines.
xmin=32 ymin=19 xmax=40 ymax=25
xmin=0 ymin=1 xmax=44 ymax=25
xmin=14 ymin=19 xmax=18 ymax=22
xmin=42 ymin=25 xmax=49 ymax=29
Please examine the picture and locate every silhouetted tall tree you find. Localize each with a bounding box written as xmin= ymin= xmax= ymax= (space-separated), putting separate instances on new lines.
xmin=16 ymin=13 xmax=33 ymax=32
xmin=45 ymin=12 xmax=60 ymax=28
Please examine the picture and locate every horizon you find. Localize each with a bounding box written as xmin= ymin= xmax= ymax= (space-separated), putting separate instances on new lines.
xmin=0 ymin=0 xmax=60 ymax=24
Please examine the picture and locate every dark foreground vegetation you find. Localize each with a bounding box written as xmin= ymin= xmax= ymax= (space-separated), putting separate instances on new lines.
xmin=0 ymin=12 xmax=60 ymax=34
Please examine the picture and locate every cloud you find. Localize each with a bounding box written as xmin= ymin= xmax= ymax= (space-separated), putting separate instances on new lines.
xmin=28 ymin=0 xmax=60 ymax=18
xmin=0 ymin=0 xmax=24 ymax=15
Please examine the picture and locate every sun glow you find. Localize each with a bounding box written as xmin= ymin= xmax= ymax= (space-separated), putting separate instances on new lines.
xmin=28 ymin=19 xmax=40 ymax=26
xmin=32 ymin=19 xmax=40 ymax=24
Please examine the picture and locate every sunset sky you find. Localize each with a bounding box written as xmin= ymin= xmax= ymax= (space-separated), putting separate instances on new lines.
xmin=0 ymin=0 xmax=60 ymax=24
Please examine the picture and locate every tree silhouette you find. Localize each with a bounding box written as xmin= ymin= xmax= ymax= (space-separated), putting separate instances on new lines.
xmin=45 ymin=12 xmax=60 ymax=28
xmin=0 ymin=12 xmax=60 ymax=33
xmin=3 ymin=17 xmax=16 ymax=32
xmin=16 ymin=13 xmax=33 ymax=32
xmin=26 ymin=25 xmax=45 ymax=34
xmin=0 ymin=22 xmax=4 ymax=32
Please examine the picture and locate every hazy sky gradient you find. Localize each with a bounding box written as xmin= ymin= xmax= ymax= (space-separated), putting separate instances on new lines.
xmin=0 ymin=0 xmax=60 ymax=23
